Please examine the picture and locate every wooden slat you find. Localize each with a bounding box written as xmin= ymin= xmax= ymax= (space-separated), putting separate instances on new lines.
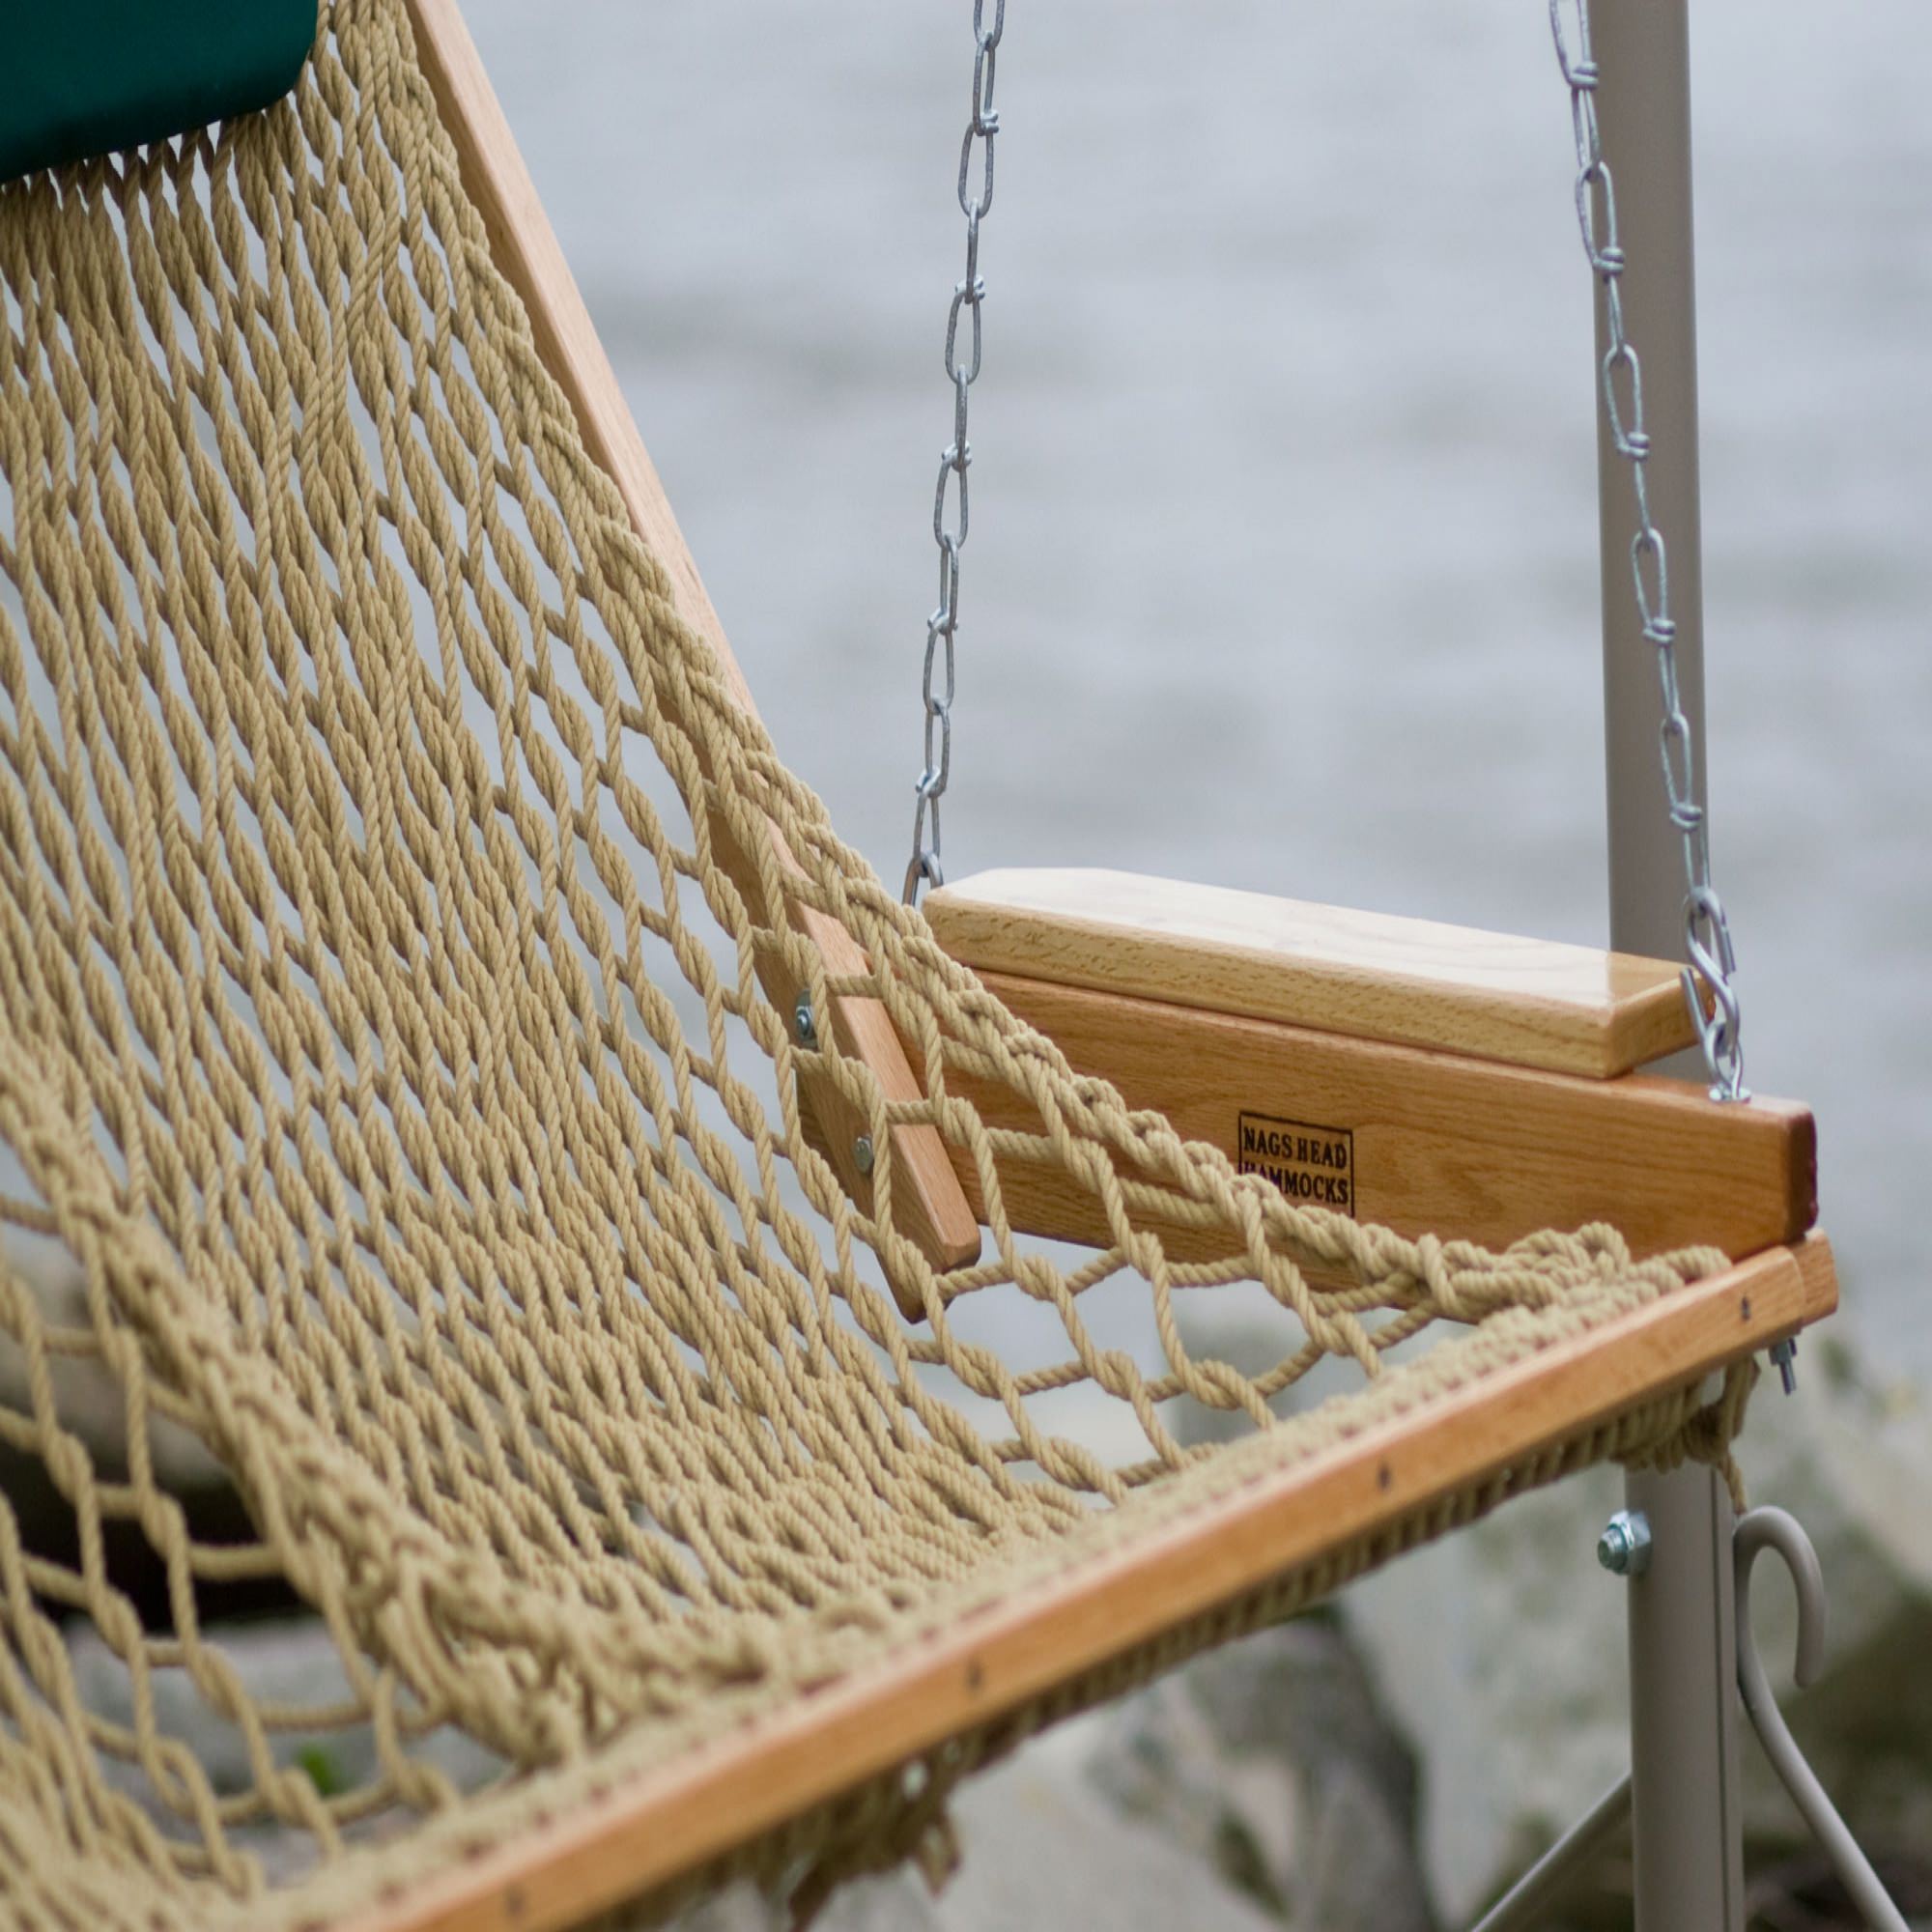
xmin=925 ymin=867 xmax=1701 ymax=1078
xmin=402 ymin=0 xmax=979 ymax=1284
xmin=956 ymin=971 xmax=1814 ymax=1265
xmin=347 ymin=1236 xmax=1837 ymax=1932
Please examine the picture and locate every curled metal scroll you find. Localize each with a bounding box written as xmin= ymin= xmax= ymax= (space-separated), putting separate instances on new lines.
xmin=1472 ymin=1505 xmax=1911 ymax=1932
xmin=1734 ymin=1506 xmax=1910 ymax=1932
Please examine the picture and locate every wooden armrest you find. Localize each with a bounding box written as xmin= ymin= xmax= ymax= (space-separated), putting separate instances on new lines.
xmin=926 ymin=867 xmax=1701 ymax=1078
xmin=705 ymin=811 xmax=981 ymax=1293
xmin=927 ymin=870 xmax=1813 ymax=1267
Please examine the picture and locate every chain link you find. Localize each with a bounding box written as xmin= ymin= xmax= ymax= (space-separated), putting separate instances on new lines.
xmin=1549 ymin=0 xmax=1747 ymax=1100
xmin=904 ymin=0 xmax=1005 ymax=904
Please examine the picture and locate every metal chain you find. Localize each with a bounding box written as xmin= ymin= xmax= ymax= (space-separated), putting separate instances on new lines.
xmin=1549 ymin=0 xmax=1747 ymax=1101
xmin=903 ymin=0 xmax=1005 ymax=904
xmin=893 ymin=0 xmax=1749 ymax=1104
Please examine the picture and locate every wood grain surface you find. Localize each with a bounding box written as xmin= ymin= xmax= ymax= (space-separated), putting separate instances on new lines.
xmin=927 ymin=867 xmax=1702 ymax=1078
xmin=954 ymin=971 xmax=1813 ymax=1267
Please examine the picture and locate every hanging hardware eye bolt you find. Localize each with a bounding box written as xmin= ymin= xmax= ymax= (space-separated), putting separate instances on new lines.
xmin=1597 ymin=1508 xmax=1654 ymax=1577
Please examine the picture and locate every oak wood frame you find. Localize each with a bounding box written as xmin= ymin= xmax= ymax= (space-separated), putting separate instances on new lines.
xmin=955 ymin=970 xmax=1814 ymax=1269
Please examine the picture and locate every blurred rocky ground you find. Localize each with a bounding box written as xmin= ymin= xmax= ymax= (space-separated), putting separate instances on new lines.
xmin=757 ymin=1320 xmax=1932 ymax=1931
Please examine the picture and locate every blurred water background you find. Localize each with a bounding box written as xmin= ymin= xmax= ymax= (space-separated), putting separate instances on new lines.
xmin=464 ymin=0 xmax=1931 ymax=1370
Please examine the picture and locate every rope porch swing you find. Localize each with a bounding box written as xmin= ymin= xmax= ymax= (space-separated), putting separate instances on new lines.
xmin=0 ymin=2 xmax=1858 ymax=1928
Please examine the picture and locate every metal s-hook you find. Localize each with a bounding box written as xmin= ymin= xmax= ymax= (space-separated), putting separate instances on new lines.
xmin=1734 ymin=1507 xmax=1910 ymax=1932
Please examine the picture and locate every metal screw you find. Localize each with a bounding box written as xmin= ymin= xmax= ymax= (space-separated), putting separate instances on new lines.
xmin=1598 ymin=1508 xmax=1654 ymax=1577
xmin=793 ymin=993 xmax=817 ymax=1049
xmin=1770 ymin=1337 xmax=1799 ymax=1396
xmin=852 ymin=1135 xmax=875 ymax=1177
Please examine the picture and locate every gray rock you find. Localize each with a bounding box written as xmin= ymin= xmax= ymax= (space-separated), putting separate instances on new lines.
xmin=944 ymin=1748 xmax=1285 ymax=1932
xmin=0 ymin=1251 xmax=288 ymax=1624
xmin=1340 ymin=1459 xmax=1631 ymax=1921
xmin=65 ymin=1618 xmax=505 ymax=1811
xmin=1731 ymin=1347 xmax=1932 ymax=1862
xmin=660 ymin=1887 xmax=780 ymax=1932
xmin=663 ymin=1723 xmax=1282 ymax=1932
xmin=1085 ymin=1618 xmax=1435 ymax=1930
xmin=0 ymin=1257 xmax=226 ymax=1492
xmin=656 ymin=1874 xmax=934 ymax=1932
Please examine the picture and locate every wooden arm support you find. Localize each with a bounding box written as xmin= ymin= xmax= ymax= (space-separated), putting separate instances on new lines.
xmin=402 ymin=0 xmax=1803 ymax=1297
xmin=928 ymin=867 xmax=1705 ymax=1077
xmin=405 ymin=0 xmax=979 ymax=1289
xmin=702 ymin=812 xmax=980 ymax=1290
xmin=927 ymin=869 xmax=1815 ymax=1266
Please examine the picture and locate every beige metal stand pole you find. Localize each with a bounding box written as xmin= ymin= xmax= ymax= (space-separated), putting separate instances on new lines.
xmin=1591 ymin=5 xmax=1747 ymax=1927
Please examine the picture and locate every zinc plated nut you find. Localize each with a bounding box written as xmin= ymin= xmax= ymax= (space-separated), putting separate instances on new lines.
xmin=793 ymin=994 xmax=817 ymax=1049
xmin=852 ymin=1135 xmax=875 ymax=1177
xmin=1598 ymin=1508 xmax=1654 ymax=1578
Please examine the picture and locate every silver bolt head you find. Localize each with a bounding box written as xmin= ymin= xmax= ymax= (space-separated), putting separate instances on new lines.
xmin=1598 ymin=1508 xmax=1654 ymax=1577
xmin=793 ymin=993 xmax=817 ymax=1048
xmin=852 ymin=1134 xmax=875 ymax=1177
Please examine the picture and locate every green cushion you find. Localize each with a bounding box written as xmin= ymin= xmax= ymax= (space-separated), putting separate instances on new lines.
xmin=0 ymin=0 xmax=317 ymax=184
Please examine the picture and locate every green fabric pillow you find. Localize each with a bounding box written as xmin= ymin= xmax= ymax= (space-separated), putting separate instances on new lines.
xmin=0 ymin=0 xmax=317 ymax=183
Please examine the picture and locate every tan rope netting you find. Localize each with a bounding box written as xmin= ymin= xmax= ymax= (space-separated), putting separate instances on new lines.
xmin=0 ymin=2 xmax=1758 ymax=1925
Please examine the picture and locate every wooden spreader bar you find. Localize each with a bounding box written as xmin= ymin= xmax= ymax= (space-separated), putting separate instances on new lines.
xmin=348 ymin=1236 xmax=1838 ymax=1932
xmin=927 ymin=870 xmax=1813 ymax=1267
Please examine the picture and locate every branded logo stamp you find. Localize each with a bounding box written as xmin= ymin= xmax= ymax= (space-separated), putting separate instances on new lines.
xmin=1236 ymin=1111 xmax=1355 ymax=1216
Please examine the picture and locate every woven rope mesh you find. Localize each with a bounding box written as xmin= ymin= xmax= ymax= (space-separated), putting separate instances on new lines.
xmin=0 ymin=1 xmax=1751 ymax=1924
